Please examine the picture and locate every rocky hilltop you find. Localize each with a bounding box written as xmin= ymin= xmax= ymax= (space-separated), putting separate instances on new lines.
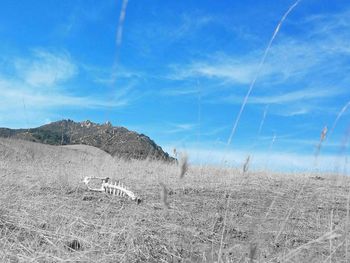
xmin=0 ymin=120 xmax=174 ymax=162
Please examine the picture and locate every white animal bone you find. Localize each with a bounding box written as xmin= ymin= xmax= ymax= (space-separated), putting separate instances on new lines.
xmin=83 ymin=177 xmax=141 ymax=203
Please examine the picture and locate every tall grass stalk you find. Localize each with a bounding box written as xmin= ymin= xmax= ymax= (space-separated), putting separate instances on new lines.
xmin=329 ymin=209 xmax=333 ymax=263
xmin=330 ymin=100 xmax=350 ymax=137
xmin=323 ymin=241 xmax=346 ymax=263
xmin=245 ymin=105 xmax=269 ymax=175
xmin=274 ymin=126 xmax=330 ymax=253
xmin=314 ymin=125 xmax=328 ymax=166
xmin=257 ymin=105 xmax=269 ymax=137
xmin=217 ymin=193 xmax=231 ymax=263
xmin=179 ymin=154 xmax=188 ymax=179
xmin=345 ymin=189 xmax=350 ymax=261
xmin=160 ymin=182 xmax=170 ymax=209
xmin=226 ymin=0 xmax=302 ymax=148
xmin=283 ymin=231 xmax=341 ymax=261
xmin=217 ymin=2 xmax=302 ymax=259
xmin=243 ymin=155 xmax=250 ymax=174
xmin=2 ymin=138 xmax=350 ymax=261
xmin=116 ymin=0 xmax=129 ymax=46
xmin=264 ymin=133 xmax=276 ymax=171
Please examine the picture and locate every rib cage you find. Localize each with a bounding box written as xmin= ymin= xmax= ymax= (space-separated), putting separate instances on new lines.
xmin=83 ymin=177 xmax=141 ymax=203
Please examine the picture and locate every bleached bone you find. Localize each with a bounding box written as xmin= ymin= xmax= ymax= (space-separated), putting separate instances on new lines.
xmin=83 ymin=177 xmax=141 ymax=203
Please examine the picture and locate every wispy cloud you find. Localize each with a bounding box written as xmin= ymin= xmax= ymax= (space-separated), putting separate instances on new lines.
xmin=168 ymin=58 xmax=258 ymax=84
xmin=160 ymin=86 xmax=199 ymax=96
xmin=302 ymin=10 xmax=350 ymax=43
xmin=0 ymin=50 xmax=131 ymax=109
xmin=164 ymin=123 xmax=197 ymax=134
xmin=130 ymin=12 xmax=216 ymax=43
xmin=168 ymin=8 xmax=350 ymax=83
xmin=15 ymin=50 xmax=77 ymax=87
xmin=0 ymin=50 xmax=133 ymax=126
xmin=222 ymin=87 xmax=343 ymax=105
xmin=273 ymin=103 xmax=336 ymax=117
xmin=0 ymin=78 xmax=128 ymax=109
xmin=201 ymin=125 xmax=230 ymax=137
xmin=55 ymin=1 xmax=116 ymax=37
xmin=164 ymin=9 xmax=350 ymax=118
xmin=83 ymin=64 xmax=143 ymax=85
xmin=170 ymin=13 xmax=215 ymax=39
xmin=167 ymin=34 xmax=346 ymax=87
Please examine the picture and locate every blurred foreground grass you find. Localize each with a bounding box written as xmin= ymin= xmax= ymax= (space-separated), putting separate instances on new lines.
xmin=0 ymin=138 xmax=349 ymax=262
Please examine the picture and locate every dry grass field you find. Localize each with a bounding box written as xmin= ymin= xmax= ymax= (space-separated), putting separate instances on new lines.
xmin=1 ymin=138 xmax=350 ymax=262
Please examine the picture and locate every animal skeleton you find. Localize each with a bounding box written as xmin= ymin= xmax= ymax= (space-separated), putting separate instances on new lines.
xmin=83 ymin=177 xmax=141 ymax=203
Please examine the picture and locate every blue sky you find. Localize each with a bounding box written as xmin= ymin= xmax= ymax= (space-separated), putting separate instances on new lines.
xmin=0 ymin=0 xmax=349 ymax=172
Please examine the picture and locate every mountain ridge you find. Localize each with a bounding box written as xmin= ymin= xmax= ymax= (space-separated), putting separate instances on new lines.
xmin=0 ymin=119 xmax=175 ymax=162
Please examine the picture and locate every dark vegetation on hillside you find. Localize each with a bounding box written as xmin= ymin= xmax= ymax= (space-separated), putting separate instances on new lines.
xmin=0 ymin=119 xmax=174 ymax=162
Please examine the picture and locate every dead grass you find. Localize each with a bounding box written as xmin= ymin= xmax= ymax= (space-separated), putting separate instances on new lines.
xmin=1 ymin=138 xmax=350 ymax=262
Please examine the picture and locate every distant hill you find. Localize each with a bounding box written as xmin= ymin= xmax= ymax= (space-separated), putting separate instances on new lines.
xmin=0 ymin=120 xmax=175 ymax=162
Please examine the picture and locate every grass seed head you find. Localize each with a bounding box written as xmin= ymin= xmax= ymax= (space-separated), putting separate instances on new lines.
xmin=243 ymin=155 xmax=250 ymax=174
xmin=321 ymin=126 xmax=328 ymax=142
xmin=173 ymin=148 xmax=177 ymax=157
xmin=179 ymin=154 xmax=188 ymax=179
xmin=160 ymin=183 xmax=170 ymax=209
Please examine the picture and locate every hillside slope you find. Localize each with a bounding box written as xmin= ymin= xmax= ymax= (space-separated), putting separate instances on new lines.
xmin=0 ymin=137 xmax=119 ymax=182
xmin=0 ymin=119 xmax=174 ymax=162
xmin=0 ymin=137 xmax=349 ymax=262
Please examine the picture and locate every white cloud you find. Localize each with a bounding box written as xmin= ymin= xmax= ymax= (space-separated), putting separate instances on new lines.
xmin=222 ymin=87 xmax=343 ymax=105
xmin=0 ymin=50 xmax=133 ymax=127
xmin=303 ymin=10 xmax=350 ymax=44
xmin=0 ymin=77 xmax=128 ymax=110
xmin=167 ymin=9 xmax=350 ymax=88
xmin=128 ymin=12 xmax=216 ymax=48
xmin=15 ymin=50 xmax=77 ymax=87
xmin=82 ymin=63 xmax=144 ymax=85
xmin=164 ymin=9 xmax=350 ymax=118
xmin=167 ymin=53 xmax=262 ymax=85
xmin=160 ymin=86 xmax=200 ymax=96
xmin=168 ymin=59 xmax=258 ymax=84
xmin=170 ymin=13 xmax=215 ymax=39
xmin=163 ymin=123 xmax=198 ymax=134
xmin=167 ymin=33 xmax=344 ymax=87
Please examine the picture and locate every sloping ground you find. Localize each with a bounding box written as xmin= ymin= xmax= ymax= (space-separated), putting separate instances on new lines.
xmin=0 ymin=119 xmax=175 ymax=162
xmin=1 ymin=138 xmax=350 ymax=262
xmin=0 ymin=138 xmax=119 ymax=183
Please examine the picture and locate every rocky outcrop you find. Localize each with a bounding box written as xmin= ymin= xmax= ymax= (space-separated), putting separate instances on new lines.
xmin=0 ymin=120 xmax=175 ymax=162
